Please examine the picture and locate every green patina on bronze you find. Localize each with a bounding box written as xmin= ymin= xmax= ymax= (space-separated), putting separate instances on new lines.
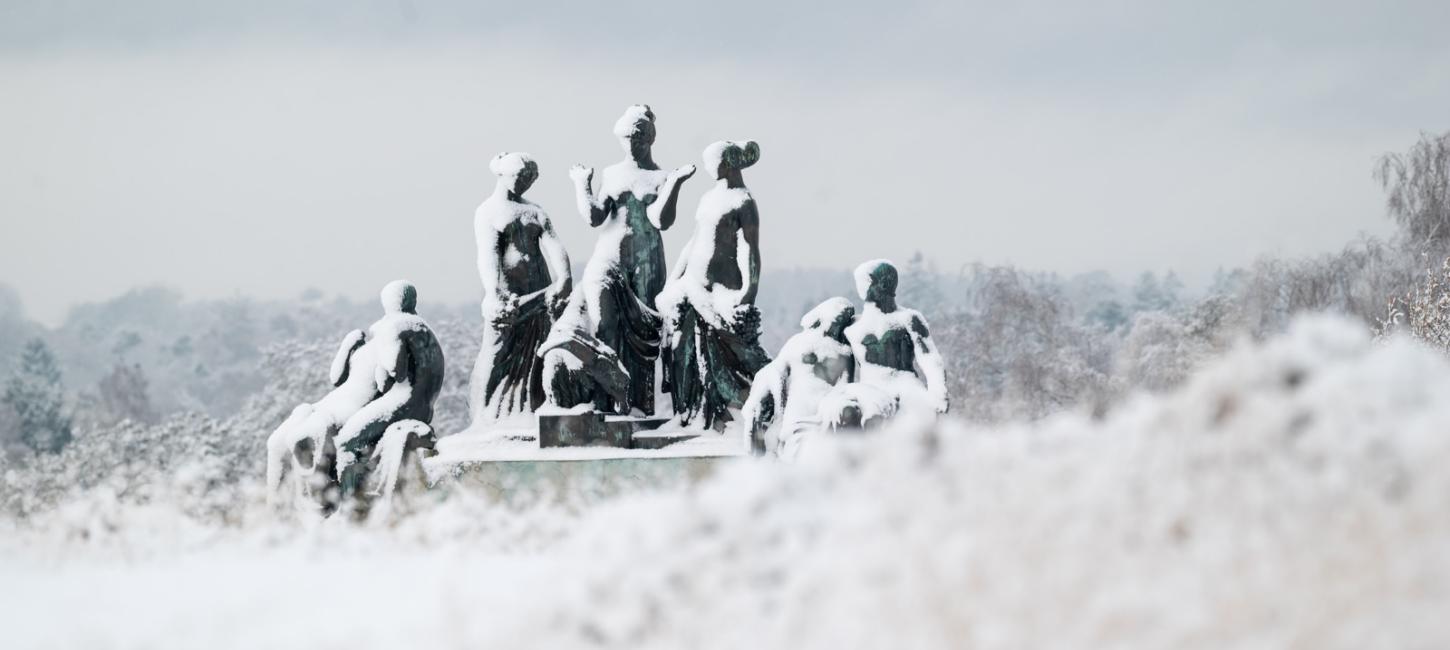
xmin=665 ymin=300 xmax=770 ymax=430
xmin=545 ymin=105 xmax=694 ymax=417
xmin=856 ymin=261 xmax=927 ymax=372
xmin=619 ymin=191 xmax=668 ymax=305
xmin=663 ymin=140 xmax=771 ymax=430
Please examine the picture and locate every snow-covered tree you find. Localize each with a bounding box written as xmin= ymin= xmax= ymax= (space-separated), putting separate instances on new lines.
xmin=1086 ymin=299 xmax=1128 ymax=331
xmin=899 ymin=251 xmax=944 ymax=316
xmin=1131 ymin=271 xmax=1178 ymax=313
xmin=96 ymin=362 xmax=157 ymax=425
xmin=1115 ymin=296 xmax=1238 ymax=393
xmin=3 ymin=339 xmax=73 ymax=454
xmin=1162 ymin=270 xmax=1185 ymax=306
xmin=937 ymin=265 xmax=1112 ymax=422
xmin=1375 ymin=130 xmax=1450 ymax=254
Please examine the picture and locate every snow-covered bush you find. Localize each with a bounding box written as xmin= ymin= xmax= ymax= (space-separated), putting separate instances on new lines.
xmin=0 ymin=337 xmax=327 ymax=521
xmin=1380 ymin=257 xmax=1450 ymax=351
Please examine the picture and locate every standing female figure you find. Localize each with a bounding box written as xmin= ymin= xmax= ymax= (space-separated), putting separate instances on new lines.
xmin=543 ymin=105 xmax=694 ymax=415
xmin=657 ymin=140 xmax=771 ymax=429
xmin=468 ymin=152 xmax=571 ymax=424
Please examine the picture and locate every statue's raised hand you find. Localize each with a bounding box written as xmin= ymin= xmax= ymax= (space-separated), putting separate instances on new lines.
xmin=668 ymin=164 xmax=696 ymax=186
xmin=568 ymin=165 xmax=593 ymax=187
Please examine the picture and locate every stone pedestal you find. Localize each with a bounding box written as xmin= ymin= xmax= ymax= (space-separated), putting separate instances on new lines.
xmin=537 ymin=413 xmax=686 ymax=448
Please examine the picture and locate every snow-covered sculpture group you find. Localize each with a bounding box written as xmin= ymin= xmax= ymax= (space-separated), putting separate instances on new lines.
xmin=267 ymin=104 xmax=953 ymax=510
xmin=267 ymin=281 xmax=445 ymax=510
xmin=463 ymin=105 xmax=946 ymax=454
xmin=468 ymin=105 xmax=774 ymax=432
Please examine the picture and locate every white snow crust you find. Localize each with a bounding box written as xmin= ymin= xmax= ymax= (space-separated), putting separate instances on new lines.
xmin=7 ymin=317 xmax=1450 ymax=649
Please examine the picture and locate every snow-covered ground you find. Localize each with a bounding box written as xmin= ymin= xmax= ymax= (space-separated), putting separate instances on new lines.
xmin=3 ymin=316 xmax=1449 ymax=649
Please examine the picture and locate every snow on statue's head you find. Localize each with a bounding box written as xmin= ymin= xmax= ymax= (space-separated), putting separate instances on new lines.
xmin=703 ymin=140 xmax=760 ymax=179
xmin=800 ymin=297 xmax=855 ymax=332
xmin=380 ymin=280 xmax=418 ymax=315
xmin=854 ymin=259 xmax=898 ymax=307
xmin=490 ymin=152 xmax=538 ymax=196
xmin=614 ymin=104 xmax=656 ymax=149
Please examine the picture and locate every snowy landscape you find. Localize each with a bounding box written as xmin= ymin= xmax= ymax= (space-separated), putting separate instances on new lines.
xmin=5 ymin=1 xmax=1450 ymax=648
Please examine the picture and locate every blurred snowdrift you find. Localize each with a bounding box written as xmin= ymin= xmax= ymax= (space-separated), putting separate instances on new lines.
xmin=2 ymin=316 xmax=1448 ymax=648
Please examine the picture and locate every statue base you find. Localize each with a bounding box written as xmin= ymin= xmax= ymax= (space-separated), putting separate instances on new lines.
xmin=538 ymin=413 xmax=683 ymax=448
xmin=425 ymin=414 xmax=748 ymax=484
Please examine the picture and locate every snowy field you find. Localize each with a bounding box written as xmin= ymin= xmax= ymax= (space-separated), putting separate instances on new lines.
xmin=3 ymin=316 xmax=1449 ymax=649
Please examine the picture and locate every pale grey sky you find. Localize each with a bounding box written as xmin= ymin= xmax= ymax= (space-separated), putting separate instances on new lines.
xmin=2 ymin=0 xmax=1447 ymax=324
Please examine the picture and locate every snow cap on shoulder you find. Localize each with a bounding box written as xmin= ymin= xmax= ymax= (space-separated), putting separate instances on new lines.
xmin=703 ymin=140 xmax=761 ymax=176
xmin=800 ymin=297 xmax=855 ymax=330
xmin=613 ymin=104 xmax=655 ymax=139
xmin=854 ymin=259 xmax=896 ymax=300
xmin=381 ymin=280 xmax=417 ymax=314
xmin=489 ymin=152 xmax=534 ymax=179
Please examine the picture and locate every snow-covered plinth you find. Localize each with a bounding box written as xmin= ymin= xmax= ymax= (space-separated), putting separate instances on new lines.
xmin=422 ymin=420 xmax=749 ymax=485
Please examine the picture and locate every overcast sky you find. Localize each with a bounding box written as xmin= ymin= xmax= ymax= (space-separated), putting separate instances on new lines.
xmin=2 ymin=0 xmax=1447 ymax=324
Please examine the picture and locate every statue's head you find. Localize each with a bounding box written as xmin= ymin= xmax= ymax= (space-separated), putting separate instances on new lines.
xmin=614 ymin=104 xmax=656 ymax=151
xmin=380 ymin=280 xmax=418 ymax=315
xmin=800 ymin=297 xmax=856 ymax=335
xmin=854 ymin=259 xmax=898 ymax=310
xmin=703 ymin=140 xmax=760 ymax=180
xmin=490 ymin=152 xmax=538 ymax=196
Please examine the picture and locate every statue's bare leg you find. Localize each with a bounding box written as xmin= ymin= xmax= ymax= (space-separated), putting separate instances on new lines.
xmin=334 ymin=387 xmax=413 ymax=501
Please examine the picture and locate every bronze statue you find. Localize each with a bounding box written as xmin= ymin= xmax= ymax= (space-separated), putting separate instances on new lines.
xmin=659 ymin=140 xmax=770 ymax=430
xmin=468 ymin=152 xmax=572 ymax=424
xmin=743 ymin=298 xmax=859 ymax=456
xmin=845 ymin=260 xmax=949 ymax=415
xmin=267 ymin=280 xmax=445 ymax=512
xmin=332 ymin=280 xmax=445 ymax=501
xmin=541 ymin=105 xmax=694 ymax=415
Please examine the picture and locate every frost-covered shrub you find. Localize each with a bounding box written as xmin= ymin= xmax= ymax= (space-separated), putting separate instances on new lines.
xmin=1379 ymin=257 xmax=1450 ymax=351
xmin=0 ymin=338 xmax=327 ymax=521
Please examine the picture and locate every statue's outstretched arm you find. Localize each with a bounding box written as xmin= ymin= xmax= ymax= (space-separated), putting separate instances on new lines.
xmin=569 ymin=165 xmax=611 ymax=227
xmin=911 ymin=316 xmax=949 ymax=413
xmin=648 ymin=164 xmax=696 ymax=231
xmin=538 ymin=213 xmax=573 ymax=315
xmin=329 ymin=329 xmax=367 ymax=387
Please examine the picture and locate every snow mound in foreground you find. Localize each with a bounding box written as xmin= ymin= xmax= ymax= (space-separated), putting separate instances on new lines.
xmin=3 ymin=316 xmax=1449 ymax=649
xmin=543 ymin=316 xmax=1450 ymax=648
